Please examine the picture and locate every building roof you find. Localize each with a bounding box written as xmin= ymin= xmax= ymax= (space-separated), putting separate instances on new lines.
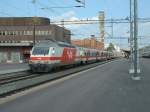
xmin=0 ymin=17 xmax=50 ymax=26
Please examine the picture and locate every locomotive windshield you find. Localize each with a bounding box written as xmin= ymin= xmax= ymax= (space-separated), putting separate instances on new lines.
xmin=32 ymin=47 xmax=49 ymax=55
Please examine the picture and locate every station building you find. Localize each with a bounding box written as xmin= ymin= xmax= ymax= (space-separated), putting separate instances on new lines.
xmin=0 ymin=17 xmax=71 ymax=63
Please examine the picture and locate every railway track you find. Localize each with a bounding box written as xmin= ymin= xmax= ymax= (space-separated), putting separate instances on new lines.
xmin=0 ymin=61 xmax=88 ymax=85
xmin=0 ymin=74 xmax=38 ymax=85
xmin=0 ymin=64 xmax=79 ymax=85
xmin=0 ymin=59 xmax=117 ymax=97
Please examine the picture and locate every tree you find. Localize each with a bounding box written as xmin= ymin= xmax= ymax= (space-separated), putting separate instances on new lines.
xmin=107 ymin=43 xmax=115 ymax=51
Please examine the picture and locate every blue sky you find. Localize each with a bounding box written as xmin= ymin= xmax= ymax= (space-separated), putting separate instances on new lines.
xmin=0 ymin=0 xmax=150 ymax=48
xmin=0 ymin=0 xmax=147 ymax=19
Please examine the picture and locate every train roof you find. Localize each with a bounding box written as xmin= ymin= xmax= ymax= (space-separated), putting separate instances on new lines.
xmin=34 ymin=39 xmax=106 ymax=51
xmin=35 ymin=39 xmax=76 ymax=48
xmin=57 ymin=41 xmax=76 ymax=48
xmin=35 ymin=40 xmax=58 ymax=47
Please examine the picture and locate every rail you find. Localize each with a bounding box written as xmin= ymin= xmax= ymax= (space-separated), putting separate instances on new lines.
xmin=0 ymin=59 xmax=116 ymax=97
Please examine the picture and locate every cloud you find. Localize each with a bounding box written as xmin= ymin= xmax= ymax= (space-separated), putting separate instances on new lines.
xmin=53 ymin=11 xmax=147 ymax=49
xmin=53 ymin=11 xmax=76 ymax=21
xmin=52 ymin=11 xmax=131 ymax=49
xmin=52 ymin=11 xmax=83 ymax=29
xmin=52 ymin=11 xmax=100 ymax=38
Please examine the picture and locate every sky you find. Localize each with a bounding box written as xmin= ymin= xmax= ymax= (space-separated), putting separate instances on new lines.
xmin=0 ymin=0 xmax=150 ymax=48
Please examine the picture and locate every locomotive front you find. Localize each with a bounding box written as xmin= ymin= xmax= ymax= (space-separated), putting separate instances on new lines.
xmin=29 ymin=41 xmax=57 ymax=72
xmin=29 ymin=47 xmax=50 ymax=72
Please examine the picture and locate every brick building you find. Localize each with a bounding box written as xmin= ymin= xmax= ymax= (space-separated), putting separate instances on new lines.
xmin=0 ymin=17 xmax=71 ymax=63
xmin=71 ymin=35 xmax=104 ymax=50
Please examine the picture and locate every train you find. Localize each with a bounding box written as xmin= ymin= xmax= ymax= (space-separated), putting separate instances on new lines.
xmin=142 ymin=52 xmax=150 ymax=58
xmin=29 ymin=40 xmax=118 ymax=72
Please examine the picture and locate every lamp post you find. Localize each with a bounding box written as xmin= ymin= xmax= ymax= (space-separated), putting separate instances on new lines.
xmin=32 ymin=17 xmax=39 ymax=46
xmin=33 ymin=23 xmax=35 ymax=46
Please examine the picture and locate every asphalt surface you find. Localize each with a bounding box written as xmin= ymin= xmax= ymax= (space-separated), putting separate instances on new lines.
xmin=0 ymin=58 xmax=150 ymax=112
xmin=0 ymin=63 xmax=29 ymax=71
xmin=0 ymin=63 xmax=29 ymax=75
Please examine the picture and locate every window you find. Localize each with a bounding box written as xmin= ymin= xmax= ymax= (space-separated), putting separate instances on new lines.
xmin=13 ymin=31 xmax=16 ymax=35
xmin=10 ymin=31 xmax=13 ymax=35
xmin=2 ymin=32 xmax=5 ymax=35
xmin=5 ymin=31 xmax=8 ymax=35
xmin=15 ymin=31 xmax=18 ymax=35
xmin=41 ymin=31 xmax=45 ymax=35
xmin=26 ymin=31 xmax=31 ymax=35
xmin=0 ymin=31 xmax=1 ymax=35
xmin=23 ymin=31 xmax=26 ymax=35
xmin=32 ymin=47 xmax=49 ymax=55
xmin=45 ymin=31 xmax=48 ymax=35
xmin=35 ymin=31 xmax=38 ymax=35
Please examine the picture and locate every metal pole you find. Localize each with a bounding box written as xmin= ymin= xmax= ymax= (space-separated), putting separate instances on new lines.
xmin=129 ymin=0 xmax=140 ymax=79
xmin=131 ymin=0 xmax=141 ymax=80
xmin=61 ymin=20 xmax=65 ymax=42
xmin=129 ymin=0 xmax=134 ymax=73
xmin=33 ymin=24 xmax=35 ymax=46
xmin=133 ymin=0 xmax=138 ymax=75
xmin=111 ymin=19 xmax=113 ymax=38
xmin=130 ymin=0 xmax=132 ymax=45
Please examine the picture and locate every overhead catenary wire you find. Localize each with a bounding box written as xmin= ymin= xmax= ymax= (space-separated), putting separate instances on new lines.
xmin=51 ymin=18 xmax=150 ymax=25
xmin=32 ymin=0 xmax=62 ymax=16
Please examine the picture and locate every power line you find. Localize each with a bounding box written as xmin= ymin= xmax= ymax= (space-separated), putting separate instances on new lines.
xmin=32 ymin=0 xmax=61 ymax=16
xmin=51 ymin=18 xmax=150 ymax=25
xmin=47 ymin=0 xmax=68 ymax=12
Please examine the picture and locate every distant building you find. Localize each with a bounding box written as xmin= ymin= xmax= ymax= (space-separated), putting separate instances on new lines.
xmin=0 ymin=17 xmax=71 ymax=63
xmin=71 ymin=35 xmax=104 ymax=50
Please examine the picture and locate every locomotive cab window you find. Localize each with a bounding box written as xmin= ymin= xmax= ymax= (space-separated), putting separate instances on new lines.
xmin=32 ymin=47 xmax=49 ymax=55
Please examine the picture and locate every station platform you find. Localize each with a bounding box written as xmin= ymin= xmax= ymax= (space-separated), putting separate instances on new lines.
xmin=0 ymin=63 xmax=30 ymax=75
xmin=0 ymin=58 xmax=150 ymax=112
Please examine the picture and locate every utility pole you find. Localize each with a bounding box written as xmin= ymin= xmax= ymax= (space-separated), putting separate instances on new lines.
xmin=129 ymin=0 xmax=141 ymax=80
xmin=133 ymin=0 xmax=139 ymax=75
xmin=129 ymin=0 xmax=134 ymax=75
